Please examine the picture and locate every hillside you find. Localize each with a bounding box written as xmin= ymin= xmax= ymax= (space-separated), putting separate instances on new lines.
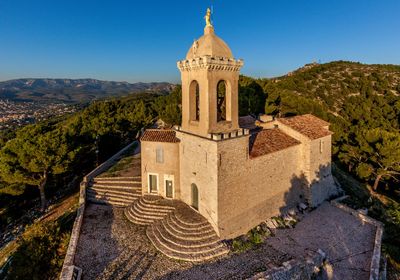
xmin=261 ymin=61 xmax=400 ymax=118
xmin=0 ymin=78 xmax=174 ymax=103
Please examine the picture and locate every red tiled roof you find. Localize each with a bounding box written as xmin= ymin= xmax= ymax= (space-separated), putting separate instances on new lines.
xmin=277 ymin=114 xmax=332 ymax=140
xmin=249 ymin=128 xmax=300 ymax=158
xmin=140 ymin=129 xmax=180 ymax=143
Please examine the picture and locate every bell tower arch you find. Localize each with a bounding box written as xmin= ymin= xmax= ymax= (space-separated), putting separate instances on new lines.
xmin=177 ymin=14 xmax=243 ymax=138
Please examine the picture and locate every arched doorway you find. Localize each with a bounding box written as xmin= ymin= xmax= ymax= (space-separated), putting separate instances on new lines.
xmin=191 ymin=183 xmax=199 ymax=210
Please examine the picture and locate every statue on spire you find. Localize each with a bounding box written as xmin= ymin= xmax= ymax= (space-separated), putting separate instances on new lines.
xmin=204 ymin=8 xmax=212 ymax=27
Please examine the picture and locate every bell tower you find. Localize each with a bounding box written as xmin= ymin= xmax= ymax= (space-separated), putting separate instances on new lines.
xmin=177 ymin=8 xmax=244 ymax=138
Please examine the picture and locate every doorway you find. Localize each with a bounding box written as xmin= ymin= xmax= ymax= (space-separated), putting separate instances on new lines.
xmin=165 ymin=180 xmax=173 ymax=198
xmin=148 ymin=174 xmax=158 ymax=193
xmin=191 ymin=183 xmax=199 ymax=210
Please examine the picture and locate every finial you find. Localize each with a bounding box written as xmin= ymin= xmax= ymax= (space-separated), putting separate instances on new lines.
xmin=204 ymin=8 xmax=212 ymax=27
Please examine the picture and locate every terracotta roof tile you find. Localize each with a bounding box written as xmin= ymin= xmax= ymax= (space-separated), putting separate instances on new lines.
xmin=249 ymin=128 xmax=300 ymax=158
xmin=140 ymin=129 xmax=180 ymax=143
xmin=277 ymin=114 xmax=332 ymax=140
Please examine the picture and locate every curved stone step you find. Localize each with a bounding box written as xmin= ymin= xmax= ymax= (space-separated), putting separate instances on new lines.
xmin=152 ymin=221 xmax=220 ymax=248
xmin=132 ymin=203 xmax=169 ymax=218
xmin=170 ymin=212 xmax=213 ymax=231
xmin=146 ymin=226 xmax=229 ymax=262
xmin=137 ymin=199 xmax=175 ymax=212
xmin=161 ymin=217 xmax=216 ymax=240
xmin=124 ymin=196 xmax=175 ymax=226
xmin=141 ymin=195 xmax=174 ymax=206
xmin=124 ymin=208 xmax=153 ymax=225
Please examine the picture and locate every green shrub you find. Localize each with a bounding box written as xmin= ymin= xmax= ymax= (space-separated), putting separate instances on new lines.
xmin=6 ymin=218 xmax=72 ymax=280
xmin=249 ymin=229 xmax=263 ymax=245
xmin=232 ymin=239 xmax=252 ymax=253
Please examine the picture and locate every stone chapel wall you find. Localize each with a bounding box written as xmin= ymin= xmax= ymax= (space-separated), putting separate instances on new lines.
xmin=141 ymin=141 xmax=180 ymax=198
xmin=176 ymin=131 xmax=220 ymax=234
xmin=216 ymin=136 xmax=306 ymax=239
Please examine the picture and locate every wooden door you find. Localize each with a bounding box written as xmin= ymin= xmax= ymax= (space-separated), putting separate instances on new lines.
xmin=149 ymin=174 xmax=158 ymax=193
xmin=165 ymin=180 xmax=173 ymax=198
xmin=191 ymin=183 xmax=199 ymax=210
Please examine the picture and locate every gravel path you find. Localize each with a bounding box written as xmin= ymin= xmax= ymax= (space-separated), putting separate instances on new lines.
xmin=75 ymin=204 xmax=289 ymax=280
xmin=266 ymin=202 xmax=376 ymax=280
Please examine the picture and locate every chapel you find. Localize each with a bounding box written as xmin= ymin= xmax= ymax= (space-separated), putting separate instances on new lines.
xmin=139 ymin=9 xmax=338 ymax=239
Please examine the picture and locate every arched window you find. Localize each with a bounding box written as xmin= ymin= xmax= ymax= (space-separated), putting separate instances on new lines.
xmin=189 ymin=80 xmax=200 ymax=121
xmin=191 ymin=183 xmax=199 ymax=210
xmin=217 ymin=80 xmax=227 ymax=122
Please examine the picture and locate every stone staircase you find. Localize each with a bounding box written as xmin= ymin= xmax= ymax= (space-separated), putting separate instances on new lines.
xmin=147 ymin=203 xmax=229 ymax=262
xmin=87 ymin=176 xmax=142 ymax=207
xmin=124 ymin=195 xmax=175 ymax=225
xmin=124 ymin=195 xmax=229 ymax=262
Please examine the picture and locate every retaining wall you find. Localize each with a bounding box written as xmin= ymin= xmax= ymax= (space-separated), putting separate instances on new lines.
xmin=248 ymin=249 xmax=326 ymax=280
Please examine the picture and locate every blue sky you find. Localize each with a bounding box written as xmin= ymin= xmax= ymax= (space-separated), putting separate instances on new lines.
xmin=1 ymin=0 xmax=399 ymax=83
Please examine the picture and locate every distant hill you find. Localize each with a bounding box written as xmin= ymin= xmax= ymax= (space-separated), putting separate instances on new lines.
xmin=260 ymin=61 xmax=400 ymax=116
xmin=0 ymin=78 xmax=175 ymax=103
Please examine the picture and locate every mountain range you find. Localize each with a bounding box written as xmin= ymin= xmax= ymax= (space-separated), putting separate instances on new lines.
xmin=0 ymin=78 xmax=175 ymax=103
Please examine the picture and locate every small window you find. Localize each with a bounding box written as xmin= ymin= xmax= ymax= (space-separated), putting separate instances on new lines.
xmin=156 ymin=147 xmax=164 ymax=163
xmin=319 ymin=140 xmax=323 ymax=154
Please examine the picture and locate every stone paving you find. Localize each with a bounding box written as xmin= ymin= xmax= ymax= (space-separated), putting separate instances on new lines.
xmin=75 ymin=204 xmax=289 ymax=280
xmin=266 ymin=202 xmax=376 ymax=280
xmin=75 ymin=202 xmax=377 ymax=280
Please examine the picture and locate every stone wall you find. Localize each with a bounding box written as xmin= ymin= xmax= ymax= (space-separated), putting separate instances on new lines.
xmin=175 ymin=122 xmax=338 ymax=239
xmin=217 ymin=136 xmax=305 ymax=239
xmin=275 ymin=122 xmax=338 ymax=206
xmin=176 ymin=131 xmax=220 ymax=233
xmin=248 ymin=249 xmax=326 ymax=280
xmin=141 ymin=141 xmax=180 ymax=198
xmin=308 ymin=135 xmax=338 ymax=206
xmin=59 ymin=182 xmax=85 ymax=280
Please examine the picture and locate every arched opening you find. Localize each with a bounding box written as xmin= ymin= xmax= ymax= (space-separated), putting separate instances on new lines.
xmin=191 ymin=183 xmax=199 ymax=210
xmin=189 ymin=80 xmax=200 ymax=121
xmin=217 ymin=80 xmax=227 ymax=122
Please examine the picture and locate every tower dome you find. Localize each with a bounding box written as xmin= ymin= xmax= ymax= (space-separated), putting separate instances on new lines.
xmin=186 ymin=16 xmax=233 ymax=59
xmin=186 ymin=26 xmax=233 ymax=59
